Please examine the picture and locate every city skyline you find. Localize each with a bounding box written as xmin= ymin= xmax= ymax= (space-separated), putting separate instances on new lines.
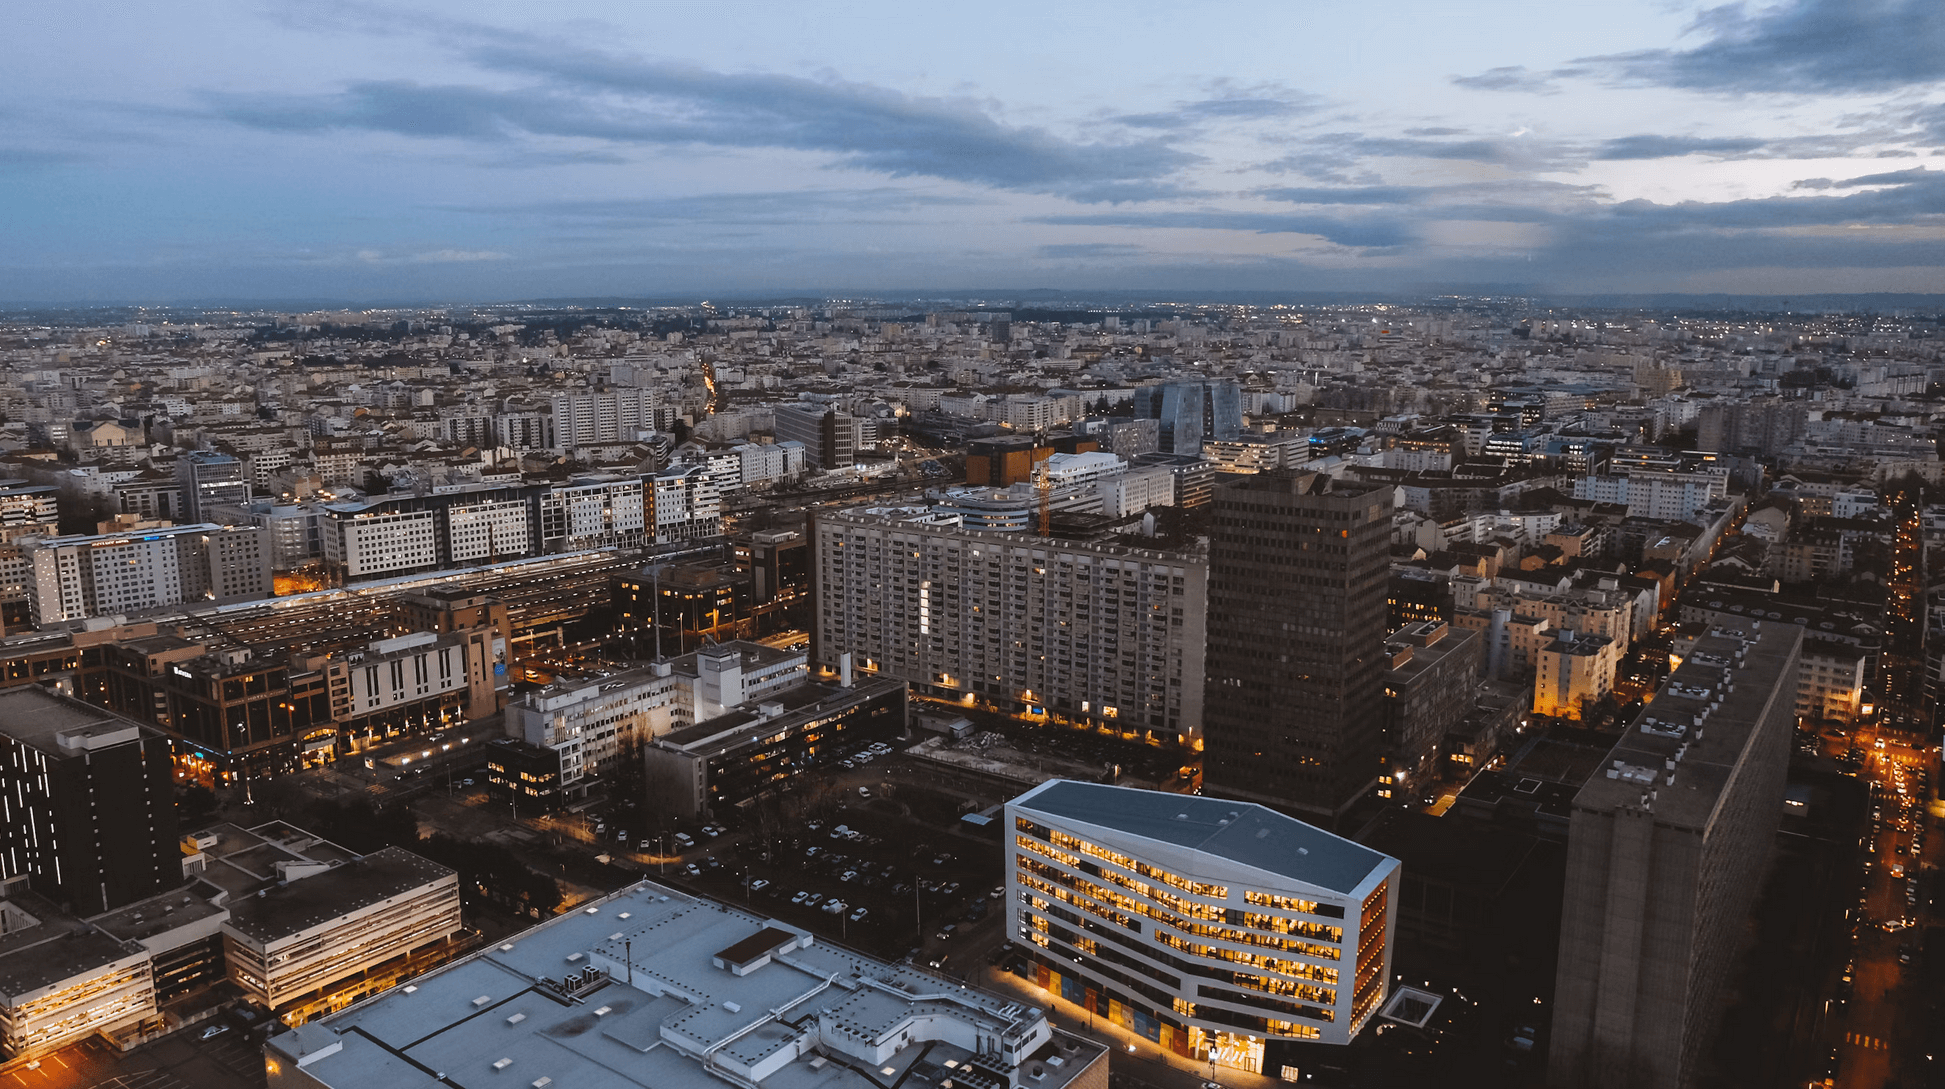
xmin=6 ymin=0 xmax=1945 ymax=303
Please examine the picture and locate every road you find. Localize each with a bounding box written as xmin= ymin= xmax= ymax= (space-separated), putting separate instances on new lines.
xmin=1811 ymin=733 xmax=1934 ymax=1088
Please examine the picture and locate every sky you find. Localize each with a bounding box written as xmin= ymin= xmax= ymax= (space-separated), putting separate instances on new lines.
xmin=4 ymin=0 xmax=1945 ymax=303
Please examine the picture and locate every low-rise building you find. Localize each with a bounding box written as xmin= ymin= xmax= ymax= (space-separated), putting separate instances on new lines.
xmin=644 ymin=675 xmax=905 ymax=819
xmin=1532 ymin=630 xmax=1622 ymax=720
xmin=266 ymin=879 xmax=1106 ymax=1089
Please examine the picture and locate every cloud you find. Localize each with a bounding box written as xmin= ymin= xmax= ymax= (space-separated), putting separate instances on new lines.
xmin=1257 ymin=185 xmax=1432 ymax=205
xmin=1591 ymin=134 xmax=1770 ymax=159
xmin=1585 ymin=0 xmax=1945 ymax=92
xmin=1110 ymin=86 xmax=1317 ymax=130
xmin=1450 ymin=66 xmax=1566 ymax=93
xmin=462 ymin=188 xmax=980 ymax=228
xmin=1037 ymin=243 xmax=1146 ymax=259
xmin=206 ymin=51 xmax=1200 ymax=202
xmin=1032 ymin=210 xmax=1412 ymax=249
xmin=353 ymin=248 xmax=511 ymax=264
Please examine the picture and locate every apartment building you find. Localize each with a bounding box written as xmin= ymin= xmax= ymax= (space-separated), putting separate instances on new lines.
xmin=537 ymin=476 xmax=647 ymax=551
xmin=813 ymin=506 xmax=1208 ymax=738
xmin=23 ymin=523 xmax=273 ymax=626
xmin=1550 ymin=620 xmax=1802 ymax=1088
xmin=1008 ymin=780 xmax=1399 ymax=1074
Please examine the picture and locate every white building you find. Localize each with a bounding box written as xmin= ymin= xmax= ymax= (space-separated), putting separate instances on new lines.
xmin=508 ymin=641 xmax=807 ymax=797
xmin=266 ymin=880 xmax=1105 ymax=1089
xmin=652 ymin=465 xmax=723 ymax=543
xmin=1008 ymin=780 xmax=1399 ymax=1071
xmin=538 ymin=477 xmax=647 ymax=552
xmin=321 ymin=505 xmax=439 ymax=579
xmin=446 ymin=497 xmax=535 ymax=563
xmin=23 ymin=523 xmax=272 ymax=625
xmin=815 ymin=507 xmax=1207 ymax=738
xmin=1096 ymin=464 xmax=1177 ymax=519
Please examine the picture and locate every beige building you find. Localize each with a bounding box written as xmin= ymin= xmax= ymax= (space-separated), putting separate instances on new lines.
xmin=1533 ymin=630 xmax=1622 ymax=720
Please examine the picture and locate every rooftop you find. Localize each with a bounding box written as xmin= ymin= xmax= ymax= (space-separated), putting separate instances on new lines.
xmin=1011 ymin=779 xmax=1393 ymax=896
xmin=0 ymin=891 xmax=146 ymax=1002
xmin=1573 ymin=619 xmax=1802 ymax=830
xmin=270 ymin=880 xmax=1103 ymax=1089
xmin=0 ymin=687 xmax=153 ymax=756
xmin=224 ymin=846 xmax=455 ymax=946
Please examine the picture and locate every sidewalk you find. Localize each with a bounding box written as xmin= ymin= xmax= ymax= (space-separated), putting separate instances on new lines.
xmin=972 ymin=961 xmax=1280 ymax=1089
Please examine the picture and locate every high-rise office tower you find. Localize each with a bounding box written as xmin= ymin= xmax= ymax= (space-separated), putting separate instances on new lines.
xmin=1202 ymin=472 xmax=1392 ymax=822
xmin=0 ymin=688 xmax=180 ymax=915
xmin=174 ymin=450 xmax=251 ymax=523
xmin=772 ymin=403 xmax=855 ymax=469
xmin=1132 ymin=381 xmax=1243 ymax=454
xmin=1549 ymin=618 xmax=1802 ymax=1089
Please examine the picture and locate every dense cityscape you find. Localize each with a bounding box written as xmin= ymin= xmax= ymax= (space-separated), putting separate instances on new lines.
xmin=0 ymin=296 xmax=1931 ymax=1089
xmin=8 ymin=0 xmax=1945 ymax=1085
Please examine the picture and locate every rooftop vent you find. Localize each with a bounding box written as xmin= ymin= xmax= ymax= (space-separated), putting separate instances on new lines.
xmin=492 ymin=1059 xmax=513 ymax=1072
xmin=472 ymin=995 xmax=492 ymax=1007
xmin=506 ymin=1013 xmax=526 ymax=1025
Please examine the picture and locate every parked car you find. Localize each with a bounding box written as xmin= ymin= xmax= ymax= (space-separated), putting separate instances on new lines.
xmin=202 ymin=1025 xmax=230 ymax=1040
xmin=750 ymin=879 xmax=770 ymax=891
xmin=849 ymin=907 xmax=869 ymax=922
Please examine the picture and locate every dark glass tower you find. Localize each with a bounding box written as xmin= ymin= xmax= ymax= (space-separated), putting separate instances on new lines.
xmin=1202 ymin=471 xmax=1393 ymax=822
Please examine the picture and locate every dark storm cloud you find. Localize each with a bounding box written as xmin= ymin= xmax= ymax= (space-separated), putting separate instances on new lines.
xmin=207 ymin=52 xmax=1199 ymax=202
xmin=1586 ymin=0 xmax=1945 ymax=93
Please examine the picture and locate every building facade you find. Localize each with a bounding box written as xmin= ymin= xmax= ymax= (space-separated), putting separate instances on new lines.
xmin=1202 ymin=473 xmax=1393 ymax=821
xmin=1007 ymin=780 xmax=1398 ymax=1075
xmin=813 ymin=506 xmax=1208 ymax=739
xmin=1549 ymin=619 xmax=1802 ymax=1088
xmin=0 ymin=689 xmax=180 ymax=915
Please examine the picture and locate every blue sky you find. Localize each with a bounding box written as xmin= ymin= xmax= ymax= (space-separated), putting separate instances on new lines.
xmin=4 ymin=0 xmax=1945 ymax=302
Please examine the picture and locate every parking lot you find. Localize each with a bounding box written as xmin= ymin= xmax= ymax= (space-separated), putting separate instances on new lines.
xmin=0 ymin=1022 xmax=268 ymax=1089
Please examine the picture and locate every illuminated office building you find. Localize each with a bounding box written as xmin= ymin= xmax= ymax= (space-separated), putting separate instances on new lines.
xmin=1006 ymin=780 xmax=1398 ymax=1076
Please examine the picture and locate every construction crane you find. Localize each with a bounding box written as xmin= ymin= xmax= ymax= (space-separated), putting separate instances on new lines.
xmin=1033 ymin=456 xmax=1052 ymax=536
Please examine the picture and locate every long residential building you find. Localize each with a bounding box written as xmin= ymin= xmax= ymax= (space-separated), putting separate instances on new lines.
xmin=813 ymin=506 xmax=1208 ymax=739
xmin=23 ymin=523 xmax=272 ymax=626
xmin=1007 ymin=780 xmax=1398 ymax=1074
xmin=1549 ymin=618 xmax=1802 ymax=1088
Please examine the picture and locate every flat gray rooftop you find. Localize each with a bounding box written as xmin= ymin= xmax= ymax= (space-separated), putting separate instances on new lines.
xmin=1012 ymin=779 xmax=1390 ymax=895
xmin=1573 ymin=619 xmax=1802 ymax=830
xmin=0 ymin=687 xmax=148 ymax=754
xmin=271 ymin=880 xmax=1104 ymax=1089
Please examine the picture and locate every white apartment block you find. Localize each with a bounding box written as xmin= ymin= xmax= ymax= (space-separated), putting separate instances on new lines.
xmin=1096 ymin=465 xmax=1178 ymax=519
xmin=814 ymin=507 xmax=1207 ymax=738
xmin=446 ymin=497 xmax=535 ymax=563
xmin=538 ymin=477 xmax=647 ymax=551
xmin=324 ymin=632 xmax=478 ymax=719
xmin=509 ymin=641 xmax=807 ymax=793
xmin=321 ymin=506 xmax=438 ymax=579
xmin=1572 ymin=469 xmax=1727 ymax=524
xmin=23 ymin=523 xmax=272 ymax=625
xmin=551 ymin=388 xmax=659 ymax=449
xmin=1008 ymin=781 xmax=1399 ymax=1069
xmin=652 ymin=466 xmax=723 ymax=543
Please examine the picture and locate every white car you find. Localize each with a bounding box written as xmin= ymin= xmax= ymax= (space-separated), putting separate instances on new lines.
xmin=822 ymin=900 xmax=847 ymax=915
